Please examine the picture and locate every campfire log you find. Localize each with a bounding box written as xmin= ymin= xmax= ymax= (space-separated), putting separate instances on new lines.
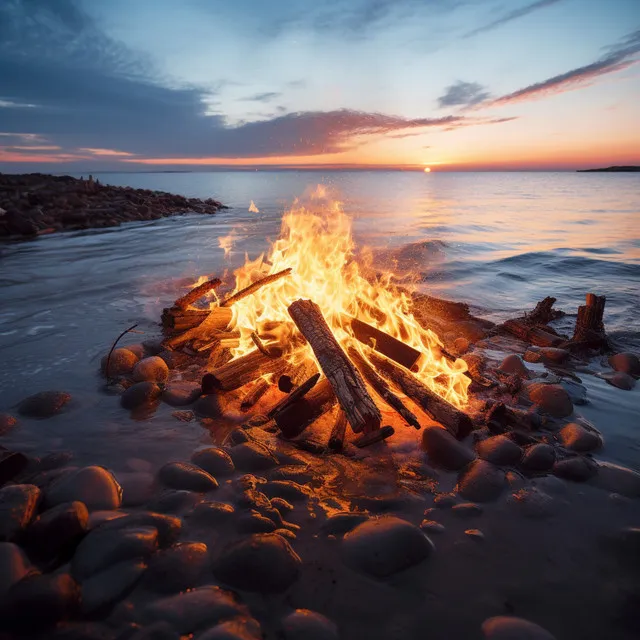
xmin=174 ymin=277 xmax=221 ymax=310
xmin=162 ymin=308 xmax=210 ymax=330
xmin=195 ymin=331 xmax=241 ymax=352
xmin=566 ymin=293 xmax=608 ymax=350
xmin=275 ymin=378 xmax=337 ymax=438
xmin=501 ymin=319 xmax=564 ymax=348
xmin=240 ymin=378 xmax=272 ymax=411
xmin=204 ymin=348 xmax=286 ymax=392
xmin=288 ymin=299 xmax=382 ymax=434
xmin=366 ymin=349 xmax=473 ymax=439
xmin=353 ymin=425 xmax=395 ymax=448
xmin=278 ymin=359 xmax=318 ymax=393
xmin=220 ymin=268 xmax=292 ymax=307
xmin=328 ymin=409 xmax=348 ymax=452
xmin=348 ymin=347 xmax=421 ymax=430
xmin=164 ymin=307 xmax=234 ymax=349
xmin=267 ymin=372 xmax=321 ymax=418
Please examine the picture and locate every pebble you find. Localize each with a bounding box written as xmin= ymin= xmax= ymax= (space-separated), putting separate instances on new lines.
xmin=270 ymin=497 xmax=294 ymax=513
xmin=142 ymin=339 xmax=165 ymax=356
xmin=46 ymin=465 xmax=122 ymax=511
xmin=188 ymin=501 xmax=236 ymax=525
xmin=342 ymin=516 xmax=433 ymax=578
xmin=433 ymin=492 xmax=458 ymax=508
xmin=144 ymin=586 xmax=248 ymax=635
xmin=481 ymin=615 xmax=556 ymax=639
xmin=162 ymin=382 xmax=202 ymax=406
xmin=0 ymin=542 xmax=33 ymax=597
xmin=72 ymin=525 xmax=158 ymax=580
xmin=0 ymin=483 xmax=41 ymax=541
xmin=457 ymin=460 xmax=507 ymax=502
xmin=194 ymin=393 xmax=227 ymax=418
xmin=199 ymin=618 xmax=262 ymax=640
xmin=499 ymin=355 xmax=531 ymax=378
xmin=322 ymin=512 xmax=369 ymax=536
xmin=420 ymin=520 xmax=446 ymax=534
xmin=227 ymin=427 xmax=250 ymax=445
xmin=81 ymin=559 xmax=146 ymax=614
xmin=121 ymin=381 xmax=162 ymax=410
xmin=520 ymin=443 xmax=556 ymax=472
xmin=158 ymin=462 xmax=218 ymax=492
xmin=608 ymin=352 xmax=640 ymax=377
xmin=88 ymin=510 xmax=127 ymax=529
xmin=452 ymin=502 xmax=483 ymax=517
xmin=148 ymin=489 xmax=203 ymax=515
xmin=421 ymin=425 xmax=477 ymax=470
xmin=144 ymin=542 xmax=209 ymax=593
xmin=0 ymin=450 xmax=29 ymax=485
xmin=101 ymin=348 xmax=139 ymax=377
xmin=228 ymin=441 xmax=279 ymax=471
xmin=122 ymin=343 xmax=145 ymax=359
xmin=553 ymin=457 xmax=597 ymax=482
xmin=537 ymin=347 xmax=570 ymax=364
xmin=97 ymin=511 xmax=181 ymax=548
xmin=464 ymin=528 xmax=484 ymax=540
xmin=592 ymin=462 xmax=640 ymax=498
xmin=281 ymin=609 xmax=339 ymax=640
xmin=132 ymin=356 xmax=170 ymax=383
xmin=0 ymin=412 xmax=18 ymax=435
xmin=475 ymin=435 xmax=523 ymax=466
xmin=263 ymin=480 xmax=309 ymax=501
xmin=505 ymin=471 xmax=527 ymax=491
xmin=558 ymin=422 xmax=602 ymax=452
xmin=17 ymin=390 xmax=71 ymax=418
xmin=191 ymin=447 xmax=236 ymax=477
xmin=237 ymin=512 xmax=278 ymax=533
xmin=213 ymin=533 xmax=302 ymax=592
xmin=605 ymin=371 xmax=636 ymax=391
xmin=527 ymin=383 xmax=573 ymax=418
xmin=129 ymin=621 xmax=180 ymax=640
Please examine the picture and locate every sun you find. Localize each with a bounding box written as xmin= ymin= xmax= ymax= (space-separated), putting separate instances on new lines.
xmin=423 ymin=167 xmax=431 ymax=173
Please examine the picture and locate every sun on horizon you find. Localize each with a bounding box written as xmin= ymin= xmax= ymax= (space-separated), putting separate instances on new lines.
xmin=424 ymin=167 xmax=432 ymax=173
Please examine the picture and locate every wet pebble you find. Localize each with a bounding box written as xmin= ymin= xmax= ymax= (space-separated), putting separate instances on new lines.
xmin=198 ymin=617 xmax=262 ymax=640
xmin=421 ymin=425 xmax=476 ymax=470
xmin=194 ymin=393 xmax=227 ymax=418
xmin=263 ymin=480 xmax=309 ymax=502
xmin=420 ymin=520 xmax=446 ymax=534
xmin=499 ymin=355 xmax=531 ymax=378
xmin=465 ymin=529 xmax=484 ymax=541
xmin=158 ymin=462 xmax=218 ymax=492
xmin=25 ymin=500 xmax=88 ymax=559
xmin=144 ymin=542 xmax=208 ymax=593
xmin=162 ymin=382 xmax=202 ymax=406
xmin=46 ymin=465 xmax=122 ymax=511
xmin=558 ymin=422 xmax=602 ymax=453
xmin=475 ymin=435 xmax=522 ymax=466
xmin=527 ymin=383 xmax=573 ymax=418
xmin=148 ymin=489 xmax=203 ymax=515
xmin=226 ymin=427 xmax=250 ymax=445
xmin=505 ymin=471 xmax=527 ymax=491
xmin=0 ymin=542 xmax=33 ymax=597
xmin=132 ymin=356 xmax=169 ymax=383
xmin=0 ymin=450 xmax=29 ymax=484
xmin=269 ymin=465 xmax=316 ymax=484
xmin=188 ymin=501 xmax=235 ymax=526
xmin=18 ymin=390 xmax=71 ymax=418
xmin=452 ymin=502 xmax=483 ymax=517
xmin=433 ymin=492 xmax=458 ymax=508
xmin=457 ymin=460 xmax=507 ymax=502
xmin=538 ymin=347 xmax=570 ymax=364
xmin=97 ymin=511 xmax=181 ymax=547
xmin=121 ymin=381 xmax=162 ymax=410
xmin=605 ymin=371 xmax=636 ymax=391
xmin=0 ymin=412 xmax=18 ymax=436
xmin=481 ymin=616 xmax=556 ymax=639
xmin=592 ymin=462 xmax=640 ymax=498
xmin=281 ymin=609 xmax=339 ymax=640
xmin=128 ymin=621 xmax=180 ymax=640
xmin=520 ymin=444 xmax=556 ymax=472
xmin=81 ymin=559 xmax=146 ymax=615
xmin=322 ymin=512 xmax=369 ymax=536
xmin=270 ymin=497 xmax=294 ymax=513
xmin=101 ymin=348 xmax=139 ymax=376
xmin=119 ymin=471 xmax=156 ymax=506
xmin=191 ymin=447 xmax=235 ymax=477
xmin=609 ymin=352 xmax=640 ymax=377
xmin=0 ymin=483 xmax=41 ymax=541
xmin=88 ymin=509 xmax=127 ymax=529
xmin=237 ymin=512 xmax=277 ymax=533
xmin=228 ymin=441 xmax=279 ymax=471
xmin=553 ymin=456 xmax=597 ymax=482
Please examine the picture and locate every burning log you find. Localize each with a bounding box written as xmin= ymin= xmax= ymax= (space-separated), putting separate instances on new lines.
xmin=174 ymin=277 xmax=221 ymax=310
xmin=353 ymin=425 xmax=395 ymax=448
xmin=203 ymin=348 xmax=286 ymax=392
xmin=328 ymin=409 xmax=348 ymax=452
xmin=162 ymin=308 xmax=210 ymax=330
xmin=240 ymin=378 xmax=272 ymax=412
xmin=164 ymin=307 xmax=234 ymax=349
xmin=288 ymin=299 xmax=382 ymax=434
xmin=348 ymin=347 xmax=420 ymax=430
xmin=195 ymin=331 xmax=241 ymax=352
xmin=274 ymin=378 xmax=337 ymax=438
xmin=220 ymin=268 xmax=292 ymax=307
xmin=501 ymin=319 xmax=564 ymax=348
xmin=566 ymin=293 xmax=608 ymax=350
xmin=267 ymin=372 xmax=321 ymax=418
xmin=278 ymin=359 xmax=318 ymax=393
xmin=366 ymin=349 xmax=473 ymax=439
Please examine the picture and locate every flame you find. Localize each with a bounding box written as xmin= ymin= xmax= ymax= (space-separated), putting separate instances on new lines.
xmin=218 ymin=232 xmax=235 ymax=258
xmin=204 ymin=186 xmax=469 ymax=409
xmin=249 ymin=200 xmax=259 ymax=213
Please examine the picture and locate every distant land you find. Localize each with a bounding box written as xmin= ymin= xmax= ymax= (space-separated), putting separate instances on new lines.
xmin=577 ymin=166 xmax=640 ymax=172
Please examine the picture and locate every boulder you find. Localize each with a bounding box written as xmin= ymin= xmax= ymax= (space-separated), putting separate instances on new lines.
xmin=482 ymin=616 xmax=556 ymax=639
xmin=147 ymin=489 xmax=203 ymax=515
xmin=162 ymin=382 xmax=202 ymax=406
xmin=17 ymin=390 xmax=71 ymax=418
xmin=191 ymin=447 xmax=235 ymax=477
xmin=133 ymin=356 xmax=170 ymax=384
xmin=119 ymin=471 xmax=155 ymax=506
xmin=342 ymin=516 xmax=433 ymax=578
xmin=101 ymin=348 xmax=139 ymax=377
xmin=228 ymin=441 xmax=279 ymax=471
xmin=81 ymin=559 xmax=146 ymax=615
xmin=46 ymin=465 xmax=122 ymax=511
xmin=263 ymin=480 xmax=309 ymax=502
xmin=605 ymin=372 xmax=636 ymax=391
xmin=158 ymin=462 xmax=218 ymax=492
xmin=558 ymin=422 xmax=602 ymax=452
xmin=520 ymin=444 xmax=556 ymax=472
xmin=475 ymin=435 xmax=523 ymax=466
xmin=421 ymin=425 xmax=476 ymax=470
xmin=609 ymin=352 xmax=640 ymax=377
xmin=0 ymin=412 xmax=18 ymax=436
xmin=553 ymin=457 xmax=597 ymax=482
xmin=188 ymin=501 xmax=236 ymax=526
xmin=527 ymin=383 xmax=573 ymax=418
xmin=457 ymin=460 xmax=507 ymax=502
xmin=121 ymin=381 xmax=162 ymax=410
xmin=194 ymin=393 xmax=227 ymax=418
xmin=281 ymin=609 xmax=339 ymax=640
xmin=322 ymin=512 xmax=369 ymax=536
xmin=0 ymin=450 xmax=29 ymax=485
xmin=0 ymin=542 xmax=34 ymax=597
xmin=499 ymin=355 xmax=530 ymax=378
xmin=0 ymin=484 xmax=41 ymax=541
xmin=96 ymin=511 xmax=181 ymax=548
xmin=198 ymin=618 xmax=262 ymax=640
xmin=144 ymin=542 xmax=209 ymax=593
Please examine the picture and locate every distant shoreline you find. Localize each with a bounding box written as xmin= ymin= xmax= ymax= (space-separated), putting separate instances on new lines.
xmin=577 ymin=166 xmax=640 ymax=173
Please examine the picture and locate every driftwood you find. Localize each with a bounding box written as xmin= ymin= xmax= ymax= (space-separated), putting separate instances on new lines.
xmin=220 ymin=268 xmax=291 ymax=307
xmin=164 ymin=307 xmax=234 ymax=349
xmin=275 ymin=378 xmax=337 ymax=438
xmin=328 ymin=409 xmax=348 ymax=452
xmin=501 ymin=319 xmax=564 ymax=348
xmin=348 ymin=347 xmax=421 ymax=429
xmin=174 ymin=278 xmax=221 ymax=310
xmin=268 ymin=373 xmax=321 ymax=418
xmin=240 ymin=378 xmax=272 ymax=411
xmin=203 ymin=348 xmax=286 ymax=392
xmin=366 ymin=349 xmax=473 ymax=439
xmin=525 ymin=296 xmax=563 ymax=325
xmin=353 ymin=426 xmax=394 ymax=448
xmin=566 ymin=293 xmax=608 ymax=350
xmin=288 ymin=299 xmax=381 ymax=434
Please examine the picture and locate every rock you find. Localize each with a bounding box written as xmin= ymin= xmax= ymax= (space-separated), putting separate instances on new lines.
xmin=560 ymin=379 xmax=588 ymax=405
xmin=88 ymin=509 xmax=127 ymax=529
xmin=553 ymin=457 xmax=597 ymax=482
xmin=144 ymin=542 xmax=208 ymax=593
xmin=228 ymin=441 xmax=279 ymax=471
xmin=72 ymin=526 xmax=158 ymax=580
xmin=508 ymin=488 xmax=556 ymax=519
xmin=420 ymin=520 xmax=446 ymax=534
xmin=237 ymin=512 xmax=277 ymax=533
xmin=506 ymin=471 xmax=527 ymax=491
xmin=227 ymin=428 xmax=250 ymax=445
xmin=97 ymin=511 xmax=181 ymax=547
xmin=162 ymin=382 xmax=201 ymax=406
xmin=527 ymin=383 xmax=573 ymax=417
xmin=119 ymin=471 xmax=155 ymax=506
xmin=81 ymin=559 xmax=146 ymax=614
xmin=17 ymin=390 xmax=71 ymax=418
xmin=499 ymin=355 xmax=530 ymax=378
xmin=263 ymin=480 xmax=309 ymax=502
xmin=342 ymin=516 xmax=433 ymax=578
xmin=269 ymin=465 xmax=316 ymax=484
xmin=433 ymin=492 xmax=458 ymax=508
xmin=452 ymin=502 xmax=483 ymax=517
xmin=465 ymin=529 xmax=484 ymax=540
xmin=0 ymin=484 xmax=41 ymax=541
xmin=147 ymin=489 xmax=203 ymax=515
xmin=457 ymin=460 xmax=507 ymax=502
xmin=142 ymin=339 xmax=165 ymax=356
xmin=213 ymin=533 xmax=302 ymax=592
xmin=133 ymin=356 xmax=170 ymax=384
xmin=0 ymin=450 xmax=29 ymax=485
xmin=475 ymin=435 xmax=522 ymax=466
xmin=592 ymin=462 xmax=640 ymax=498
xmin=271 ymin=497 xmax=294 ymax=513
xmin=605 ymin=371 xmax=636 ymax=390
xmin=558 ymin=422 xmax=602 ymax=452
xmin=101 ymin=348 xmax=139 ymax=377
xmin=121 ymin=381 xmax=162 ymax=410
xmin=198 ymin=618 xmax=262 ymax=640
xmin=129 ymin=621 xmax=180 ymax=640
xmin=322 ymin=512 xmax=369 ymax=536
xmin=194 ymin=393 xmax=227 ymax=418
xmin=191 ymin=447 xmax=235 ymax=477
xmin=144 ymin=586 xmax=248 ymax=635
xmin=520 ymin=444 xmax=556 ymax=472
xmin=609 ymin=352 xmax=640 ymax=377
xmin=46 ymin=466 xmax=122 ymax=511
xmin=0 ymin=412 xmax=18 ymax=436
xmin=421 ymin=425 xmax=476 ymax=470
xmin=159 ymin=462 xmax=218 ymax=492
xmin=122 ymin=343 xmax=145 ymax=359
xmin=538 ymin=347 xmax=570 ymax=363
xmin=281 ymin=609 xmax=339 ymax=640
xmin=482 ymin=616 xmax=556 ymax=639
xmin=0 ymin=542 xmax=33 ymax=597
xmin=25 ymin=501 xmax=88 ymax=558
xmin=188 ymin=501 xmax=235 ymax=525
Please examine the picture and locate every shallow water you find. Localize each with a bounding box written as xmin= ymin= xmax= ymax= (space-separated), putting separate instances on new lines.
xmin=0 ymin=171 xmax=639 ymax=470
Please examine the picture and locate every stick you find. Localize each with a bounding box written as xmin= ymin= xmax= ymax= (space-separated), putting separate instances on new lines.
xmin=275 ymin=378 xmax=337 ymax=438
xmin=328 ymin=409 xmax=348 ymax=452
xmin=164 ymin=307 xmax=234 ymax=349
xmin=353 ymin=426 xmax=394 ymax=448
xmin=174 ymin=277 xmax=221 ymax=310
xmin=204 ymin=349 xmax=287 ymax=392
xmin=240 ymin=378 xmax=272 ymax=412
xmin=501 ymin=319 xmax=564 ymax=348
xmin=267 ymin=372 xmax=321 ymax=418
xmin=251 ymin=331 xmax=280 ymax=358
xmin=105 ymin=323 xmax=139 ymax=378
xmin=288 ymin=299 xmax=381 ymax=434
xmin=278 ymin=359 xmax=318 ymax=393
xmin=220 ymin=268 xmax=292 ymax=307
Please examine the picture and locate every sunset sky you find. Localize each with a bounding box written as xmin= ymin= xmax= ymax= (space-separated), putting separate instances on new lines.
xmin=1 ymin=0 xmax=639 ymax=171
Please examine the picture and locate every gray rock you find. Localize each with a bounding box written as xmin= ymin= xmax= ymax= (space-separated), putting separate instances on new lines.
xmin=482 ymin=615 xmax=556 ymax=639
xmin=212 ymin=533 xmax=302 ymax=592
xmin=18 ymin=390 xmax=71 ymax=418
xmin=281 ymin=609 xmax=339 ymax=640
xmin=26 ymin=500 xmax=88 ymax=558
xmin=81 ymin=559 xmax=146 ymax=614
xmin=144 ymin=542 xmax=208 ymax=593
xmin=553 ymin=457 xmax=597 ymax=482
xmin=101 ymin=348 xmax=139 ymax=377
xmin=0 ymin=542 xmax=33 ymax=597
xmin=609 ymin=352 xmax=640 ymax=377
xmin=0 ymin=412 xmax=18 ymax=436
xmin=96 ymin=511 xmax=181 ymax=547
xmin=605 ymin=371 xmax=636 ymax=390
xmin=499 ymin=355 xmax=530 ymax=378
xmin=191 ymin=447 xmax=235 ymax=477
xmin=527 ymin=383 xmax=573 ymax=418
xmin=198 ymin=618 xmax=262 ymax=640
xmin=475 ymin=435 xmax=522 ymax=466
xmin=457 ymin=460 xmax=507 ymax=502
xmin=228 ymin=441 xmax=279 ymax=471
xmin=237 ymin=512 xmax=277 ymax=533
xmin=162 ymin=382 xmax=202 ymax=406
xmin=121 ymin=381 xmax=162 ymax=410
xmin=321 ymin=512 xmax=369 ymax=536
xmin=421 ymin=425 xmax=476 ymax=470
xmin=132 ymin=356 xmax=169 ymax=383
xmin=0 ymin=484 xmax=41 ymax=541
xmin=263 ymin=480 xmax=309 ymax=502
xmin=342 ymin=516 xmax=433 ymax=578
xmin=159 ymin=462 xmax=218 ymax=492
xmin=558 ymin=422 xmax=602 ymax=452
xmin=46 ymin=466 xmax=122 ymax=511
xmin=194 ymin=394 xmax=227 ymax=418
xmin=521 ymin=443 xmax=556 ymax=472
xmin=188 ymin=501 xmax=235 ymax=525
xmin=592 ymin=462 xmax=640 ymax=498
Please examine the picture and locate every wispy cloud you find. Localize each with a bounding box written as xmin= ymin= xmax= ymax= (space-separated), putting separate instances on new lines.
xmin=438 ymin=81 xmax=491 ymax=108
xmin=242 ymin=91 xmax=282 ymax=103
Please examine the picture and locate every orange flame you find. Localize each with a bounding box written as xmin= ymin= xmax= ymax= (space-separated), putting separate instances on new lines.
xmin=248 ymin=200 xmax=259 ymax=213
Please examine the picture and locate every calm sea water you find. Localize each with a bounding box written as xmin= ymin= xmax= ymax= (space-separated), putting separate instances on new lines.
xmin=0 ymin=171 xmax=638 ymax=468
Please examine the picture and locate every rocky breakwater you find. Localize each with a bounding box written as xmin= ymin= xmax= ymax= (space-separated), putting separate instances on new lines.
xmin=0 ymin=172 xmax=226 ymax=239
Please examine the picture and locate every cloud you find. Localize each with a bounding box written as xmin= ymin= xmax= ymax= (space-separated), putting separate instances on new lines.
xmin=463 ymin=0 xmax=563 ymax=39
xmin=438 ymin=81 xmax=491 ymax=108
xmin=243 ymin=92 xmax=282 ymax=103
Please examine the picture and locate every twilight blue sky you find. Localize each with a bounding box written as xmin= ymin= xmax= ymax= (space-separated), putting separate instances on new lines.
xmin=0 ymin=0 xmax=639 ymax=170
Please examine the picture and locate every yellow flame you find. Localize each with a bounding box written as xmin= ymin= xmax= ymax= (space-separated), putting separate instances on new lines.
xmin=249 ymin=200 xmax=259 ymax=213
xmin=218 ymin=232 xmax=235 ymax=258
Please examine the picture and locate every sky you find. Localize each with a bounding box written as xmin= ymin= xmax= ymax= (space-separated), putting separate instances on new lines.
xmin=0 ymin=0 xmax=639 ymax=171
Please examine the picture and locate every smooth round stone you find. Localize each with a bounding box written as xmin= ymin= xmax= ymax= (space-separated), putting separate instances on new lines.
xmin=342 ymin=516 xmax=433 ymax=578
xmin=101 ymin=348 xmax=139 ymax=377
xmin=457 ymin=460 xmax=507 ymax=502
xmin=132 ymin=356 xmax=169 ymax=383
xmin=592 ymin=462 xmax=640 ymax=498
xmin=475 ymin=435 xmax=523 ymax=466
xmin=159 ymin=462 xmax=218 ymax=492
xmin=0 ymin=451 xmax=29 ymax=485
xmin=97 ymin=511 xmax=181 ymax=548
xmin=0 ymin=483 xmax=41 ymax=541
xmin=560 ymin=379 xmax=588 ymax=406
xmin=521 ymin=444 xmax=556 ymax=472
xmin=228 ymin=441 xmax=279 ymax=471
xmin=188 ymin=501 xmax=235 ymax=525
xmin=452 ymin=502 xmax=483 ymax=517
xmin=147 ymin=489 xmax=203 ymax=515
xmin=465 ymin=529 xmax=484 ymax=541
xmin=263 ymin=480 xmax=309 ymax=502
xmin=420 ymin=520 xmax=446 ymax=534
xmin=538 ymin=348 xmax=569 ymax=363
xmin=0 ymin=413 xmax=18 ymax=436
xmin=26 ymin=501 xmax=89 ymax=558
xmin=605 ymin=371 xmax=636 ymax=391
xmin=609 ymin=352 xmax=640 ymax=376
xmin=482 ymin=615 xmax=556 ymax=639
xmin=121 ymin=381 xmax=162 ymax=410
xmin=558 ymin=422 xmax=602 ymax=452
xmin=199 ymin=618 xmax=262 ymax=640
xmin=282 ymin=609 xmax=339 ymax=640
xmin=81 ymin=559 xmax=146 ymax=615
xmin=191 ymin=447 xmax=235 ymax=477
xmin=421 ymin=425 xmax=476 ymax=470
xmin=508 ymin=488 xmax=556 ymax=519
xmin=162 ymin=382 xmax=202 ymax=406
xmin=553 ymin=457 xmax=597 ymax=482
xmin=194 ymin=393 xmax=227 ymax=418
xmin=46 ymin=465 xmax=122 ymax=511
xmin=121 ymin=343 xmax=145 ymax=359
xmin=129 ymin=621 xmax=180 ymax=640
xmin=499 ymin=355 xmax=530 ymax=378
xmin=119 ymin=471 xmax=156 ymax=506
xmin=237 ymin=513 xmax=277 ymax=534
xmin=144 ymin=542 xmax=208 ymax=593
xmin=142 ymin=339 xmax=164 ymax=356
xmin=227 ymin=428 xmax=250 ymax=445
xmin=527 ymin=383 xmax=573 ymax=418
xmin=17 ymin=390 xmax=71 ymax=418
xmin=0 ymin=542 xmax=33 ymax=597
xmin=321 ymin=512 xmax=369 ymax=536
xmin=270 ymin=497 xmax=294 ymax=513
xmin=213 ymin=533 xmax=302 ymax=593
xmin=88 ymin=510 xmax=127 ymax=529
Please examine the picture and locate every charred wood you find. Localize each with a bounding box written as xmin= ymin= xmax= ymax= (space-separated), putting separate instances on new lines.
xmin=328 ymin=409 xmax=348 ymax=452
xmin=240 ymin=378 xmax=272 ymax=411
xmin=164 ymin=307 xmax=233 ymax=349
xmin=353 ymin=425 xmax=395 ymax=448
xmin=501 ymin=319 xmax=564 ymax=348
xmin=220 ymin=268 xmax=292 ymax=307
xmin=174 ymin=277 xmax=221 ymax=310
xmin=204 ymin=348 xmax=286 ymax=392
xmin=267 ymin=372 xmax=321 ymax=418
xmin=278 ymin=359 xmax=319 ymax=393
